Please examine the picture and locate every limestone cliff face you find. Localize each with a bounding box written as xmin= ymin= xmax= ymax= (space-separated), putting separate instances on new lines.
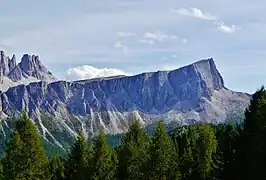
xmin=8 ymin=54 xmax=56 ymax=82
xmin=0 ymin=58 xmax=250 ymax=149
xmin=0 ymin=50 xmax=57 ymax=92
xmin=0 ymin=51 xmax=16 ymax=76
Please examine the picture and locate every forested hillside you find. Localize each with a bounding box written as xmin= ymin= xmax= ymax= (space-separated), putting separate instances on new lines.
xmin=0 ymin=87 xmax=265 ymax=180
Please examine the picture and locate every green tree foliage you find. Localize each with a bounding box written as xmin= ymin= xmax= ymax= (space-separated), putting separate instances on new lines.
xmin=148 ymin=120 xmax=180 ymax=180
xmin=117 ymin=120 xmax=150 ymax=180
xmin=86 ymin=142 xmax=95 ymax=178
xmin=197 ymin=124 xmax=217 ymax=180
xmin=169 ymin=141 xmax=181 ymax=180
xmin=177 ymin=126 xmax=198 ymax=180
xmin=2 ymin=111 xmax=49 ymax=180
xmin=236 ymin=87 xmax=266 ymax=180
xmin=50 ymin=156 xmax=65 ymax=180
xmin=64 ymin=133 xmax=87 ymax=180
xmin=90 ymin=130 xmax=115 ymax=180
xmin=213 ymin=124 xmax=242 ymax=179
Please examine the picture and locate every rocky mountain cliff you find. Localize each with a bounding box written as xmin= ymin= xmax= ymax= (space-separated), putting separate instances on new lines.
xmin=0 ymin=58 xmax=250 ymax=150
xmin=0 ymin=50 xmax=57 ymax=92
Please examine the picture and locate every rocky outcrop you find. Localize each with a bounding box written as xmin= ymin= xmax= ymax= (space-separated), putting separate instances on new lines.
xmin=8 ymin=55 xmax=17 ymax=71
xmin=0 ymin=58 xmax=250 ymax=149
xmin=8 ymin=54 xmax=56 ymax=82
xmin=0 ymin=51 xmax=16 ymax=76
xmin=0 ymin=50 xmax=57 ymax=92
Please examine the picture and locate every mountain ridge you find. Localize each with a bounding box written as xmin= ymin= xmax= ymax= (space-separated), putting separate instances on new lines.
xmin=0 ymin=55 xmax=250 ymax=150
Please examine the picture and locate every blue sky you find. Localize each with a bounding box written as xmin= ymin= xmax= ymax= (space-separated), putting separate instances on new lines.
xmin=0 ymin=0 xmax=265 ymax=93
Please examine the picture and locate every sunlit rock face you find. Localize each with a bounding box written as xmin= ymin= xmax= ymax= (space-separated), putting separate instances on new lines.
xmin=0 ymin=58 xmax=250 ymax=149
xmin=0 ymin=50 xmax=57 ymax=92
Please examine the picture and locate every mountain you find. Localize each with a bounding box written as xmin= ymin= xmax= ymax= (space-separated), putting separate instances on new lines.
xmin=0 ymin=50 xmax=57 ymax=92
xmin=0 ymin=57 xmax=250 ymax=150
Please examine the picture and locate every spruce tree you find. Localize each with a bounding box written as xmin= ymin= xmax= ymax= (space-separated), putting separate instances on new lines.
xmin=50 ymin=156 xmax=65 ymax=180
xmin=148 ymin=120 xmax=180 ymax=179
xmin=177 ymin=126 xmax=198 ymax=180
xmin=64 ymin=133 xmax=87 ymax=180
xmin=2 ymin=111 xmax=49 ymax=180
xmin=169 ymin=140 xmax=181 ymax=180
xmin=86 ymin=143 xmax=95 ymax=178
xmin=197 ymin=124 xmax=217 ymax=180
xmin=117 ymin=120 xmax=150 ymax=180
xmin=91 ymin=130 xmax=114 ymax=180
xmin=214 ymin=124 xmax=241 ymax=179
xmin=236 ymin=87 xmax=266 ymax=180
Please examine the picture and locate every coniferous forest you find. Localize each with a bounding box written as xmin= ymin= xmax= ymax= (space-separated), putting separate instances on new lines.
xmin=1 ymin=87 xmax=266 ymax=180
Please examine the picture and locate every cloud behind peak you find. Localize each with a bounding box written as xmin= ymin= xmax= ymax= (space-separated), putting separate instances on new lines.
xmin=66 ymin=65 xmax=131 ymax=81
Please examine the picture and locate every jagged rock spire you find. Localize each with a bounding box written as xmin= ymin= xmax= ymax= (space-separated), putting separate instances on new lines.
xmin=0 ymin=50 xmax=57 ymax=91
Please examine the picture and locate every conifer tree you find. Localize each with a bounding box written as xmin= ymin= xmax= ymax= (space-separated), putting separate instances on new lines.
xmin=169 ymin=140 xmax=181 ymax=180
xmin=148 ymin=120 xmax=180 ymax=180
xmin=86 ymin=142 xmax=95 ymax=178
xmin=50 ymin=156 xmax=65 ymax=180
xmin=117 ymin=119 xmax=150 ymax=180
xmin=197 ymin=124 xmax=217 ymax=180
xmin=177 ymin=126 xmax=198 ymax=180
xmin=2 ymin=111 xmax=49 ymax=180
xmin=111 ymin=147 xmax=119 ymax=177
xmin=91 ymin=130 xmax=115 ymax=180
xmin=214 ymin=124 xmax=241 ymax=179
xmin=236 ymin=87 xmax=266 ymax=179
xmin=64 ymin=133 xmax=87 ymax=180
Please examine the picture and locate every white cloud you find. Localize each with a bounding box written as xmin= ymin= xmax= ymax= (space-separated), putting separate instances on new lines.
xmin=216 ymin=23 xmax=238 ymax=33
xmin=143 ymin=31 xmax=177 ymax=42
xmin=115 ymin=41 xmax=128 ymax=55
xmin=172 ymin=8 xmax=217 ymax=21
xmin=140 ymin=31 xmax=178 ymax=45
xmin=172 ymin=7 xmax=240 ymax=34
xmin=66 ymin=65 xmax=131 ymax=81
xmin=117 ymin=31 xmax=136 ymax=37
xmin=140 ymin=31 xmax=187 ymax=46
